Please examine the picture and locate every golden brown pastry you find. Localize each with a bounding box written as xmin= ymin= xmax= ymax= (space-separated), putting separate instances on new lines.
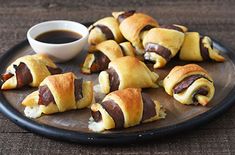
xmin=119 ymin=42 xmax=136 ymax=57
xmin=88 ymin=17 xmax=124 ymax=45
xmin=143 ymin=25 xmax=187 ymax=68
xmin=179 ymin=32 xmax=225 ymax=62
xmin=81 ymin=40 xmax=135 ymax=74
xmin=1 ymin=54 xmax=62 ymax=90
xmin=163 ymin=64 xmax=215 ymax=106
xmin=98 ymin=56 xmax=159 ymax=94
xmin=89 ymin=88 xmax=166 ymax=132
xmin=22 ymin=72 xmax=93 ymax=118
xmin=112 ymin=10 xmax=159 ymax=55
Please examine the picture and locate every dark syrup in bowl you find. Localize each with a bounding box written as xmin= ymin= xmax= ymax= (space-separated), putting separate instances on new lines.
xmin=35 ymin=30 xmax=82 ymax=44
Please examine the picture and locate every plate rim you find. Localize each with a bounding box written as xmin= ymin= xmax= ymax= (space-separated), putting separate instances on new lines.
xmin=0 ymin=38 xmax=235 ymax=145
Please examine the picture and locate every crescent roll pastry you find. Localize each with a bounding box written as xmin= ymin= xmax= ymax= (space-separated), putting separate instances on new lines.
xmin=89 ymin=88 xmax=166 ymax=132
xmin=163 ymin=64 xmax=215 ymax=106
xmin=1 ymin=54 xmax=62 ymax=90
xmin=179 ymin=32 xmax=225 ymax=62
xmin=112 ymin=10 xmax=159 ymax=55
xmin=98 ymin=56 xmax=159 ymax=94
xmin=88 ymin=17 xmax=124 ymax=45
xmin=22 ymin=72 xmax=93 ymax=118
xmin=81 ymin=40 xmax=135 ymax=74
xmin=119 ymin=42 xmax=136 ymax=57
xmin=143 ymin=25 xmax=187 ymax=68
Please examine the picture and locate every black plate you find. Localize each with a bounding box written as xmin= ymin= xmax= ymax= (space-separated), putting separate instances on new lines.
xmin=0 ymin=37 xmax=235 ymax=145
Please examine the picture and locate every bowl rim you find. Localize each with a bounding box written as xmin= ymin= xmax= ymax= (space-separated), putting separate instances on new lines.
xmin=27 ymin=20 xmax=89 ymax=46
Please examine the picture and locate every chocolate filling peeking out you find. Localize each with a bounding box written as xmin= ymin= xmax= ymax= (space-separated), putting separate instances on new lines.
xmin=74 ymin=78 xmax=83 ymax=101
xmin=90 ymin=24 xmax=114 ymax=40
xmin=14 ymin=62 xmax=33 ymax=88
xmin=140 ymin=25 xmax=156 ymax=41
xmin=106 ymin=67 xmax=120 ymax=92
xmin=91 ymin=110 xmax=102 ymax=122
xmin=117 ymin=10 xmax=136 ymax=23
xmin=90 ymin=52 xmax=110 ymax=72
xmin=192 ymin=86 xmax=209 ymax=102
xmin=141 ymin=25 xmax=155 ymax=32
xmin=38 ymin=85 xmax=55 ymax=106
xmin=1 ymin=72 xmax=14 ymax=82
xmin=145 ymin=43 xmax=171 ymax=61
xmin=141 ymin=93 xmax=156 ymax=122
xmin=46 ymin=66 xmax=62 ymax=75
xmin=91 ymin=94 xmax=157 ymax=127
xmin=91 ymin=100 xmax=124 ymax=128
xmin=173 ymin=74 xmax=211 ymax=94
xmin=1 ymin=64 xmax=62 ymax=87
xmin=200 ymin=37 xmax=210 ymax=61
xmin=101 ymin=100 xmax=124 ymax=128
xmin=160 ymin=25 xmax=184 ymax=33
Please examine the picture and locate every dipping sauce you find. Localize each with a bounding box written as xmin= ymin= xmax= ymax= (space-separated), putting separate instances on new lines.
xmin=35 ymin=30 xmax=82 ymax=44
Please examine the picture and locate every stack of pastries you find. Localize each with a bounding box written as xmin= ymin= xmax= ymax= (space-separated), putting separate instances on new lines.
xmin=1 ymin=10 xmax=225 ymax=132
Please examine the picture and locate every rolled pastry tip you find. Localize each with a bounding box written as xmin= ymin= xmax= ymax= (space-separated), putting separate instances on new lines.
xmin=22 ymin=72 xmax=93 ymax=118
xmin=112 ymin=10 xmax=159 ymax=55
xmin=98 ymin=56 xmax=159 ymax=94
xmin=81 ymin=40 xmax=136 ymax=74
xmin=88 ymin=17 xmax=124 ymax=45
xmin=179 ymin=32 xmax=225 ymax=62
xmin=163 ymin=64 xmax=215 ymax=106
xmin=143 ymin=24 xmax=186 ymax=68
xmin=1 ymin=54 xmax=62 ymax=90
xmin=89 ymin=88 xmax=166 ymax=132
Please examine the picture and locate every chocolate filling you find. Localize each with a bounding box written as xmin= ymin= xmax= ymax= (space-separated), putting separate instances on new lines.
xmin=173 ymin=74 xmax=211 ymax=94
xmin=1 ymin=72 xmax=14 ymax=82
xmin=192 ymin=87 xmax=209 ymax=102
xmin=101 ymin=100 xmax=124 ymax=128
xmin=117 ymin=10 xmax=136 ymax=23
xmin=1 ymin=64 xmax=62 ymax=87
xmin=46 ymin=66 xmax=62 ymax=75
xmin=145 ymin=43 xmax=171 ymax=61
xmin=74 ymin=78 xmax=83 ymax=101
xmin=91 ymin=100 xmax=124 ymax=128
xmin=160 ymin=25 xmax=184 ymax=33
xmin=91 ymin=110 xmax=102 ymax=122
xmin=140 ymin=25 xmax=156 ymax=41
xmin=38 ymin=85 xmax=55 ymax=106
xmin=141 ymin=93 xmax=157 ymax=122
xmin=91 ymin=94 xmax=157 ymax=128
xmin=90 ymin=24 xmax=114 ymax=40
xmin=14 ymin=62 xmax=33 ymax=88
xmin=106 ymin=67 xmax=120 ymax=92
xmin=141 ymin=25 xmax=155 ymax=32
xmin=200 ymin=37 xmax=210 ymax=60
xmin=90 ymin=52 xmax=110 ymax=72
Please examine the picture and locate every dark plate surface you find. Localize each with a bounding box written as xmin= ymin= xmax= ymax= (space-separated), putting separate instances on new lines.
xmin=0 ymin=33 xmax=235 ymax=144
